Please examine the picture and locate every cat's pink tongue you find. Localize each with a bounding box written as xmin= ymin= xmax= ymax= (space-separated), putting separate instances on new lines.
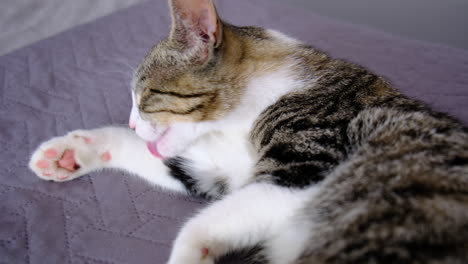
xmin=146 ymin=142 xmax=164 ymax=159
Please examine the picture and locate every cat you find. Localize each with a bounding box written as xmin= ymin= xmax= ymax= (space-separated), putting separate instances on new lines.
xmin=29 ymin=0 xmax=468 ymax=263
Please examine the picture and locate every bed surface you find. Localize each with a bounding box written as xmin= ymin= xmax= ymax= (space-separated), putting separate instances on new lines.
xmin=0 ymin=0 xmax=146 ymax=56
xmin=1 ymin=0 xmax=467 ymax=263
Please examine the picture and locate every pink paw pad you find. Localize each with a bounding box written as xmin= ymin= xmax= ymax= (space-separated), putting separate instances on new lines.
xmin=201 ymin=248 xmax=209 ymax=258
xmin=42 ymin=172 xmax=53 ymax=177
xmin=74 ymin=135 xmax=92 ymax=144
xmin=57 ymin=175 xmax=70 ymax=180
xmin=57 ymin=149 xmax=80 ymax=172
xmin=100 ymin=151 xmax=111 ymax=162
xmin=36 ymin=159 xmax=50 ymax=169
xmin=44 ymin=148 xmax=58 ymax=158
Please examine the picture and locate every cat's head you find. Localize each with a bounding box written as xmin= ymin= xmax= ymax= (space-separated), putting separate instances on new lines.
xmin=130 ymin=0 xmax=299 ymax=158
xmin=130 ymin=0 xmax=236 ymax=158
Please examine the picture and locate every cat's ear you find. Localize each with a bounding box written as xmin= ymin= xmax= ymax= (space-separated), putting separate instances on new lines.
xmin=168 ymin=0 xmax=223 ymax=49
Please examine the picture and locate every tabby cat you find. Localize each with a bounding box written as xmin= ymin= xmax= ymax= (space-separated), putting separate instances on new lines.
xmin=29 ymin=0 xmax=468 ymax=263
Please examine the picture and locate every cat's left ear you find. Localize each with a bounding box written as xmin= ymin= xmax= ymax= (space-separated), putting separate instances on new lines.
xmin=169 ymin=0 xmax=223 ymax=49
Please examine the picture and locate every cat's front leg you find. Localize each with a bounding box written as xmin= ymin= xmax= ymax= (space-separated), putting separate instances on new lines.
xmin=29 ymin=127 xmax=186 ymax=192
xmin=167 ymin=183 xmax=314 ymax=264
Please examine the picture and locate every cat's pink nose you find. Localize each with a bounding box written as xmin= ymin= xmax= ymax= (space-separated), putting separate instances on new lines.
xmin=129 ymin=121 xmax=136 ymax=130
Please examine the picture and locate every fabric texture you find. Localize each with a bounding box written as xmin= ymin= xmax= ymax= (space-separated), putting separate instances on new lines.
xmin=0 ymin=0 xmax=146 ymax=56
xmin=0 ymin=0 xmax=467 ymax=263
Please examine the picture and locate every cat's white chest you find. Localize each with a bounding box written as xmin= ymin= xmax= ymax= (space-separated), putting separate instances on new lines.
xmin=216 ymin=64 xmax=305 ymax=132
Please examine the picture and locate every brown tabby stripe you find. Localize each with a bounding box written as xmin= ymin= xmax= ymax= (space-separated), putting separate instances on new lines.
xmin=145 ymin=102 xmax=206 ymax=115
xmin=250 ymin=58 xmax=398 ymax=189
xmin=149 ymin=89 xmax=216 ymax=98
xmin=253 ymin=64 xmax=374 ymax=146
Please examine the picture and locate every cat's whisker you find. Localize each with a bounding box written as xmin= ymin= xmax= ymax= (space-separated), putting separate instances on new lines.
xmin=117 ymin=60 xmax=137 ymax=75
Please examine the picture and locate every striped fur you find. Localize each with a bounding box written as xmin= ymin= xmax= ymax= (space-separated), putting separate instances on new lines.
xmin=131 ymin=1 xmax=468 ymax=263
xmin=251 ymin=53 xmax=468 ymax=263
xmin=30 ymin=0 xmax=467 ymax=263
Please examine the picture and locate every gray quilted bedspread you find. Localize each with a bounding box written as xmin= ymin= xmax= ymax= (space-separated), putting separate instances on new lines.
xmin=1 ymin=0 xmax=467 ymax=263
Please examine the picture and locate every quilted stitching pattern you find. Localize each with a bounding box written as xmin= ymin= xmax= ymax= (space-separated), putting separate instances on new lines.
xmin=0 ymin=0 xmax=467 ymax=263
xmin=0 ymin=2 xmax=206 ymax=264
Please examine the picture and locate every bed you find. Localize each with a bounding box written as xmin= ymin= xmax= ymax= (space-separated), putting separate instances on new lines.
xmin=0 ymin=0 xmax=145 ymax=56
xmin=1 ymin=0 xmax=467 ymax=263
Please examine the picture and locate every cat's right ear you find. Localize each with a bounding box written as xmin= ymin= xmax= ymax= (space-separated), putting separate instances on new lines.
xmin=168 ymin=0 xmax=223 ymax=50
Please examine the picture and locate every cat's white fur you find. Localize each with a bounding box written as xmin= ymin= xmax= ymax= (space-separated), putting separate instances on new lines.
xmin=168 ymin=183 xmax=316 ymax=264
xmin=131 ymin=54 xmax=305 ymax=159
xmin=29 ymin=30 xmax=312 ymax=263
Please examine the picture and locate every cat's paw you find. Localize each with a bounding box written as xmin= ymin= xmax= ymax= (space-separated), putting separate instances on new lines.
xmin=167 ymin=247 xmax=214 ymax=264
xmin=29 ymin=130 xmax=112 ymax=182
xmin=167 ymin=246 xmax=215 ymax=264
xmin=167 ymin=221 xmax=215 ymax=264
